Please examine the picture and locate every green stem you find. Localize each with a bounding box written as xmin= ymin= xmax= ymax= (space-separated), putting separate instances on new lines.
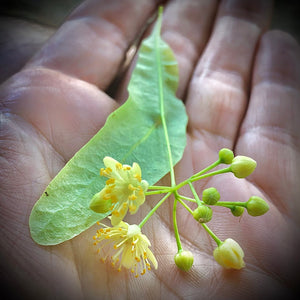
xmin=173 ymin=197 xmax=182 ymax=251
xmin=190 ymin=167 xmax=231 ymax=183
xmin=139 ymin=192 xmax=172 ymax=228
xmin=145 ymin=190 xmax=171 ymax=196
xmin=174 ymin=167 xmax=231 ymax=191
xmin=188 ymin=181 xmax=201 ymax=206
xmin=155 ymin=9 xmax=176 ymax=187
xmin=177 ymin=197 xmax=194 ymax=215
xmin=215 ymin=201 xmax=247 ymax=207
xmin=201 ymin=223 xmax=222 ymax=247
xmin=148 ymin=185 xmax=169 ymax=190
xmin=191 ymin=159 xmax=221 ymax=178
xmin=177 ymin=194 xmax=197 ymax=202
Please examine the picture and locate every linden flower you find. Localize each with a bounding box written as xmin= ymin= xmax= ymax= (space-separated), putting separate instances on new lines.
xmin=213 ymin=238 xmax=245 ymax=270
xmin=93 ymin=221 xmax=158 ymax=277
xmin=98 ymin=156 xmax=148 ymax=226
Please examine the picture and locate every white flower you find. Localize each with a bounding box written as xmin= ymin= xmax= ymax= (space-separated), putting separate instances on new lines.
xmin=93 ymin=221 xmax=157 ymax=277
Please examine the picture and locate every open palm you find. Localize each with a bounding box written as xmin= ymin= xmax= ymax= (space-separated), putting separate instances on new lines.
xmin=1 ymin=0 xmax=299 ymax=299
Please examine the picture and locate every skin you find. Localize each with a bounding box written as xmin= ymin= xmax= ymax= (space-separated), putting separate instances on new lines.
xmin=1 ymin=0 xmax=300 ymax=299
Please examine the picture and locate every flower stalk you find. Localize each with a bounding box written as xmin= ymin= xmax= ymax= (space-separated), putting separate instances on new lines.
xmin=91 ymin=147 xmax=268 ymax=276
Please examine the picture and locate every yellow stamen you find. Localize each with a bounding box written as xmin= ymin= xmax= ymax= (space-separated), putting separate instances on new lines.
xmin=134 ymin=174 xmax=142 ymax=182
xmin=128 ymin=184 xmax=136 ymax=191
xmin=129 ymin=204 xmax=137 ymax=212
xmin=106 ymin=178 xmax=115 ymax=185
xmin=129 ymin=194 xmax=137 ymax=201
xmin=116 ymin=163 xmax=122 ymax=170
xmin=111 ymin=195 xmax=117 ymax=203
xmin=112 ymin=210 xmax=120 ymax=217
xmin=138 ymin=188 xmax=144 ymax=196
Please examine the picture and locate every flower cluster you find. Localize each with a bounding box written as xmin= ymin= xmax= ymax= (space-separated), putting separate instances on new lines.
xmin=90 ymin=149 xmax=269 ymax=277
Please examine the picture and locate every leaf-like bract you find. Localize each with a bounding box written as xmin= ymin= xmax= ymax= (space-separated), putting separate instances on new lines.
xmin=29 ymin=9 xmax=188 ymax=245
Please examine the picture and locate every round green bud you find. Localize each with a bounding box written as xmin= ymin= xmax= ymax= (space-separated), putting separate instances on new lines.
xmin=202 ymin=187 xmax=220 ymax=205
xmin=89 ymin=191 xmax=112 ymax=213
xmin=192 ymin=205 xmax=213 ymax=223
xmin=230 ymin=206 xmax=245 ymax=217
xmin=246 ymin=196 xmax=269 ymax=216
xmin=174 ymin=250 xmax=194 ymax=271
xmin=230 ymin=155 xmax=257 ymax=178
xmin=218 ymin=148 xmax=234 ymax=164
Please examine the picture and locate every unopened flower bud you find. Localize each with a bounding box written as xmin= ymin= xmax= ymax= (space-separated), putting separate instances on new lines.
xmin=174 ymin=250 xmax=194 ymax=271
xmin=213 ymin=238 xmax=245 ymax=270
xmin=89 ymin=191 xmax=112 ymax=213
xmin=230 ymin=206 xmax=244 ymax=217
xmin=246 ymin=196 xmax=269 ymax=216
xmin=202 ymin=187 xmax=220 ymax=205
xmin=230 ymin=155 xmax=257 ymax=178
xmin=192 ymin=205 xmax=213 ymax=223
xmin=219 ymin=148 xmax=234 ymax=164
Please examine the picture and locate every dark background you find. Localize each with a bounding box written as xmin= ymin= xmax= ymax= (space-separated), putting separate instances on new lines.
xmin=0 ymin=0 xmax=299 ymax=84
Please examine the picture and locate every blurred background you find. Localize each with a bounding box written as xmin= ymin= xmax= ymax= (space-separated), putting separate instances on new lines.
xmin=0 ymin=0 xmax=299 ymax=84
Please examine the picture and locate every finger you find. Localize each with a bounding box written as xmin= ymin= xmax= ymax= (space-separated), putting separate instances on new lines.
xmin=236 ymin=30 xmax=300 ymax=220
xmin=26 ymin=0 xmax=161 ymax=89
xmin=0 ymin=69 xmax=118 ymax=161
xmin=114 ymin=0 xmax=219 ymax=103
xmin=186 ymin=0 xmax=272 ymax=165
xmin=162 ymin=0 xmax=218 ymax=98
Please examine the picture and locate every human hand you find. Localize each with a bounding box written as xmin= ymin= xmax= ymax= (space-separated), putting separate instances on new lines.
xmin=1 ymin=0 xmax=299 ymax=299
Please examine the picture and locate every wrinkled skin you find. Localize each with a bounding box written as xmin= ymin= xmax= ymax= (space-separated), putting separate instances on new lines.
xmin=1 ymin=0 xmax=300 ymax=299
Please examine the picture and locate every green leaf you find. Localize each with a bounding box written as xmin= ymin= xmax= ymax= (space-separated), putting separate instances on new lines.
xmin=29 ymin=8 xmax=188 ymax=245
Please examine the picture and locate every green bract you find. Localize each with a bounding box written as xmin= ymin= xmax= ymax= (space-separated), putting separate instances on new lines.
xmin=29 ymin=10 xmax=188 ymax=245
